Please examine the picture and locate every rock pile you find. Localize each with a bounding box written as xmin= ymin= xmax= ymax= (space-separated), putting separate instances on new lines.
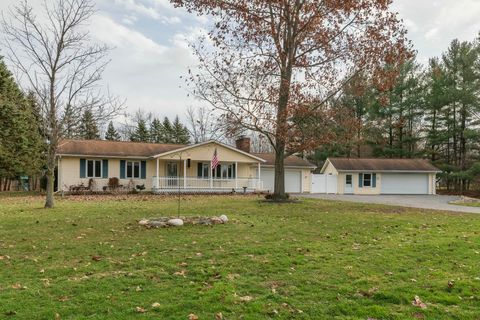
xmin=138 ymin=215 xmax=229 ymax=228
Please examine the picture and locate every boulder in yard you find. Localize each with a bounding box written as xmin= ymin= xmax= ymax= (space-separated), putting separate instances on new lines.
xmin=149 ymin=221 xmax=167 ymax=228
xmin=167 ymin=218 xmax=184 ymax=226
xmin=138 ymin=219 xmax=150 ymax=226
xmin=219 ymin=215 xmax=228 ymax=223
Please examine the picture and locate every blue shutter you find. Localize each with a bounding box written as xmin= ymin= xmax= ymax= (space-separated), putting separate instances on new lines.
xmin=358 ymin=173 xmax=363 ymax=188
xmin=120 ymin=160 xmax=126 ymax=179
xmin=80 ymin=159 xmax=86 ymax=178
xmin=141 ymin=161 xmax=146 ymax=179
xmin=102 ymin=160 xmax=108 ymax=178
xmin=372 ymin=173 xmax=377 ymax=188
xmin=197 ymin=163 xmax=203 ymax=177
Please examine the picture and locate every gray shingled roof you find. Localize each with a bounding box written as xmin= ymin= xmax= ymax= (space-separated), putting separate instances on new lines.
xmin=327 ymin=158 xmax=441 ymax=172
xmin=252 ymin=153 xmax=316 ymax=168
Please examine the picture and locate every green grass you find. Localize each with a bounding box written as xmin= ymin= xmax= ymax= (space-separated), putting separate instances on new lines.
xmin=1 ymin=194 xmax=480 ymax=319
xmin=452 ymin=202 xmax=480 ymax=207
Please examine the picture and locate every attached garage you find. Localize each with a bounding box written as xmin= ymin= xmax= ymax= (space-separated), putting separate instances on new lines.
xmin=380 ymin=173 xmax=429 ymax=194
xmin=261 ymin=169 xmax=302 ymax=193
xmin=253 ymin=153 xmax=316 ymax=194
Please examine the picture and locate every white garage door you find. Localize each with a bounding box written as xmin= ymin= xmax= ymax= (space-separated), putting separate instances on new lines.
xmin=381 ymin=173 xmax=429 ymax=194
xmin=262 ymin=169 xmax=302 ymax=193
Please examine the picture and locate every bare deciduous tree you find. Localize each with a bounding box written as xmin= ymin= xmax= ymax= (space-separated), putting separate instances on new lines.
xmin=2 ymin=0 xmax=123 ymax=208
xmin=186 ymin=105 xmax=223 ymax=143
xmin=172 ymin=0 xmax=412 ymax=200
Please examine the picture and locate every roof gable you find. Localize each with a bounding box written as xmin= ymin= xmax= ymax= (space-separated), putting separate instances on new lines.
xmin=323 ymin=158 xmax=441 ymax=173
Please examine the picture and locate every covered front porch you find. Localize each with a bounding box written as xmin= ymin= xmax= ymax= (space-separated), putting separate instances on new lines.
xmin=150 ymin=143 xmax=264 ymax=193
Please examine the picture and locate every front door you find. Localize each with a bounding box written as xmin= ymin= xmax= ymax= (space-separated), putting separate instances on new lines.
xmin=166 ymin=162 xmax=178 ymax=187
xmin=345 ymin=174 xmax=354 ymax=194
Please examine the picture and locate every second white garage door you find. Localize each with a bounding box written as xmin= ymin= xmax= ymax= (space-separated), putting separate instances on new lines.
xmin=380 ymin=173 xmax=429 ymax=194
xmin=262 ymin=169 xmax=302 ymax=193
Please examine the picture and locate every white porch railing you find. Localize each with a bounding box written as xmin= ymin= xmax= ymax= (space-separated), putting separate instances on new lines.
xmin=152 ymin=177 xmax=263 ymax=191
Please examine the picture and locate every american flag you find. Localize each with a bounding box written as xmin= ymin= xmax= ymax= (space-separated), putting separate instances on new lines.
xmin=211 ymin=148 xmax=219 ymax=169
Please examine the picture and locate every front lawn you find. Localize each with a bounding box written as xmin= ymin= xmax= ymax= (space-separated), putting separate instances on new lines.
xmin=1 ymin=194 xmax=480 ymax=319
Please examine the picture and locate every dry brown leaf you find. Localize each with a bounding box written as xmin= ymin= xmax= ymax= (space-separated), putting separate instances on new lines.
xmin=151 ymin=302 xmax=161 ymax=308
xmin=135 ymin=306 xmax=146 ymax=313
xmin=412 ymin=295 xmax=427 ymax=309
xmin=215 ymin=312 xmax=223 ymax=319
xmin=239 ymin=295 xmax=253 ymax=302
xmin=10 ymin=283 xmax=25 ymax=290
xmin=174 ymin=270 xmax=187 ymax=277
xmin=188 ymin=313 xmax=199 ymax=320
xmin=58 ymin=296 xmax=70 ymax=302
xmin=91 ymin=256 xmax=102 ymax=261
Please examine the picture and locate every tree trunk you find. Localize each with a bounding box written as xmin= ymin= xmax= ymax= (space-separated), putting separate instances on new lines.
xmin=44 ymin=141 xmax=57 ymax=208
xmin=273 ymin=145 xmax=286 ymax=200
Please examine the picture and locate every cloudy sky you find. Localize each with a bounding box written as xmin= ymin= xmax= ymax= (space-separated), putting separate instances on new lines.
xmin=1 ymin=0 xmax=480 ymax=121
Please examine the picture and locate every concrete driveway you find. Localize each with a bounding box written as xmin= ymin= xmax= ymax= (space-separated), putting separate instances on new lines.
xmin=297 ymin=194 xmax=480 ymax=214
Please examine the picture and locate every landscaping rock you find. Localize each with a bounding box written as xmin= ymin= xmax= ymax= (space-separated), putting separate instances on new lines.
xmin=219 ymin=215 xmax=228 ymax=223
xmin=167 ymin=218 xmax=184 ymax=226
xmin=138 ymin=219 xmax=150 ymax=226
xmin=149 ymin=221 xmax=167 ymax=228
xmin=211 ymin=217 xmax=224 ymax=224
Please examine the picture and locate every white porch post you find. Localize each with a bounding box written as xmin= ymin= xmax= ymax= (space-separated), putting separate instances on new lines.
xmin=257 ymin=162 xmax=261 ymax=189
xmin=235 ymin=161 xmax=238 ymax=189
xmin=183 ymin=159 xmax=187 ymax=189
xmin=156 ymin=158 xmax=159 ymax=189
xmin=209 ymin=161 xmax=213 ymax=188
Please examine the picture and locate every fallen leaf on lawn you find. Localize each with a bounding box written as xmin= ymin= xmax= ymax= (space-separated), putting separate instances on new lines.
xmin=55 ymin=313 xmax=61 ymax=320
xmin=410 ymin=279 xmax=417 ymax=282
xmin=195 ymin=252 xmax=202 ymax=257
xmin=239 ymin=295 xmax=253 ymax=302
xmin=58 ymin=296 xmax=70 ymax=302
xmin=0 ymin=255 xmax=11 ymax=260
xmin=91 ymin=256 xmax=102 ymax=261
xmin=412 ymin=295 xmax=427 ymax=309
xmin=215 ymin=312 xmax=223 ymax=319
xmin=135 ymin=286 xmax=142 ymax=292
xmin=448 ymin=280 xmax=455 ymax=289
xmin=11 ymin=283 xmax=25 ymax=290
xmin=174 ymin=270 xmax=187 ymax=277
xmin=179 ymin=262 xmax=188 ymax=267
xmin=187 ymin=313 xmax=199 ymax=320
xmin=135 ymin=306 xmax=146 ymax=313
xmin=151 ymin=302 xmax=161 ymax=308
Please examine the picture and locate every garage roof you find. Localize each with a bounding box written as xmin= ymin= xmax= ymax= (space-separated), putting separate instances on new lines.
xmin=252 ymin=153 xmax=316 ymax=168
xmin=325 ymin=158 xmax=441 ymax=173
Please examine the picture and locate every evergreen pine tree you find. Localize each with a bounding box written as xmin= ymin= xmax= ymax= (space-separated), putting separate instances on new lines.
xmin=130 ymin=119 xmax=150 ymax=142
xmin=149 ymin=118 xmax=165 ymax=143
xmin=79 ymin=110 xmax=100 ymax=139
xmin=105 ymin=121 xmax=121 ymax=141
xmin=171 ymin=115 xmax=190 ymax=144
xmin=0 ymin=58 xmax=44 ymax=179
xmin=162 ymin=117 xmax=173 ymax=143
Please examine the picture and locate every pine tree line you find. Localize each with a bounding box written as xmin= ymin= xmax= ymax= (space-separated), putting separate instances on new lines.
xmin=0 ymin=57 xmax=45 ymax=188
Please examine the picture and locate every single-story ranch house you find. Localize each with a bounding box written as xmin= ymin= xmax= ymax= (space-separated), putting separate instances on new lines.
xmin=320 ymin=158 xmax=441 ymax=195
xmin=56 ymin=137 xmax=315 ymax=194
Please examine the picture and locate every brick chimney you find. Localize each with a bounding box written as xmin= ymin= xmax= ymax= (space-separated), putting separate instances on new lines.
xmin=235 ymin=136 xmax=251 ymax=153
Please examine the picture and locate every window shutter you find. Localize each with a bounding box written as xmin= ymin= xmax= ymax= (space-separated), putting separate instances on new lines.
xmin=141 ymin=161 xmax=146 ymax=179
xmin=102 ymin=160 xmax=108 ymax=178
xmin=372 ymin=173 xmax=377 ymax=188
xmin=358 ymin=173 xmax=363 ymax=188
xmin=197 ymin=163 xmax=202 ymax=177
xmin=232 ymin=163 xmax=236 ymax=178
xmin=80 ymin=159 xmax=86 ymax=178
xmin=120 ymin=160 xmax=126 ymax=179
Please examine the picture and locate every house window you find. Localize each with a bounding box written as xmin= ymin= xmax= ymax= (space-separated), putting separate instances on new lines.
xmin=345 ymin=174 xmax=352 ymax=185
xmin=87 ymin=160 xmax=102 ymax=178
xmin=363 ymin=173 xmax=372 ymax=187
xmin=126 ymin=161 xmax=141 ymax=178
xmin=202 ymin=163 xmax=209 ymax=179
xmin=215 ymin=164 xmax=234 ymax=179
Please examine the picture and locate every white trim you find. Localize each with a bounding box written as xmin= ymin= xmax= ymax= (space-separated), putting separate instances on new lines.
xmin=260 ymin=165 xmax=317 ymax=169
xmin=86 ymin=159 xmax=103 ymax=178
xmin=151 ymin=140 xmax=266 ymax=162
xmin=337 ymin=170 xmax=441 ymax=173
xmin=126 ymin=160 xmax=141 ymax=179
